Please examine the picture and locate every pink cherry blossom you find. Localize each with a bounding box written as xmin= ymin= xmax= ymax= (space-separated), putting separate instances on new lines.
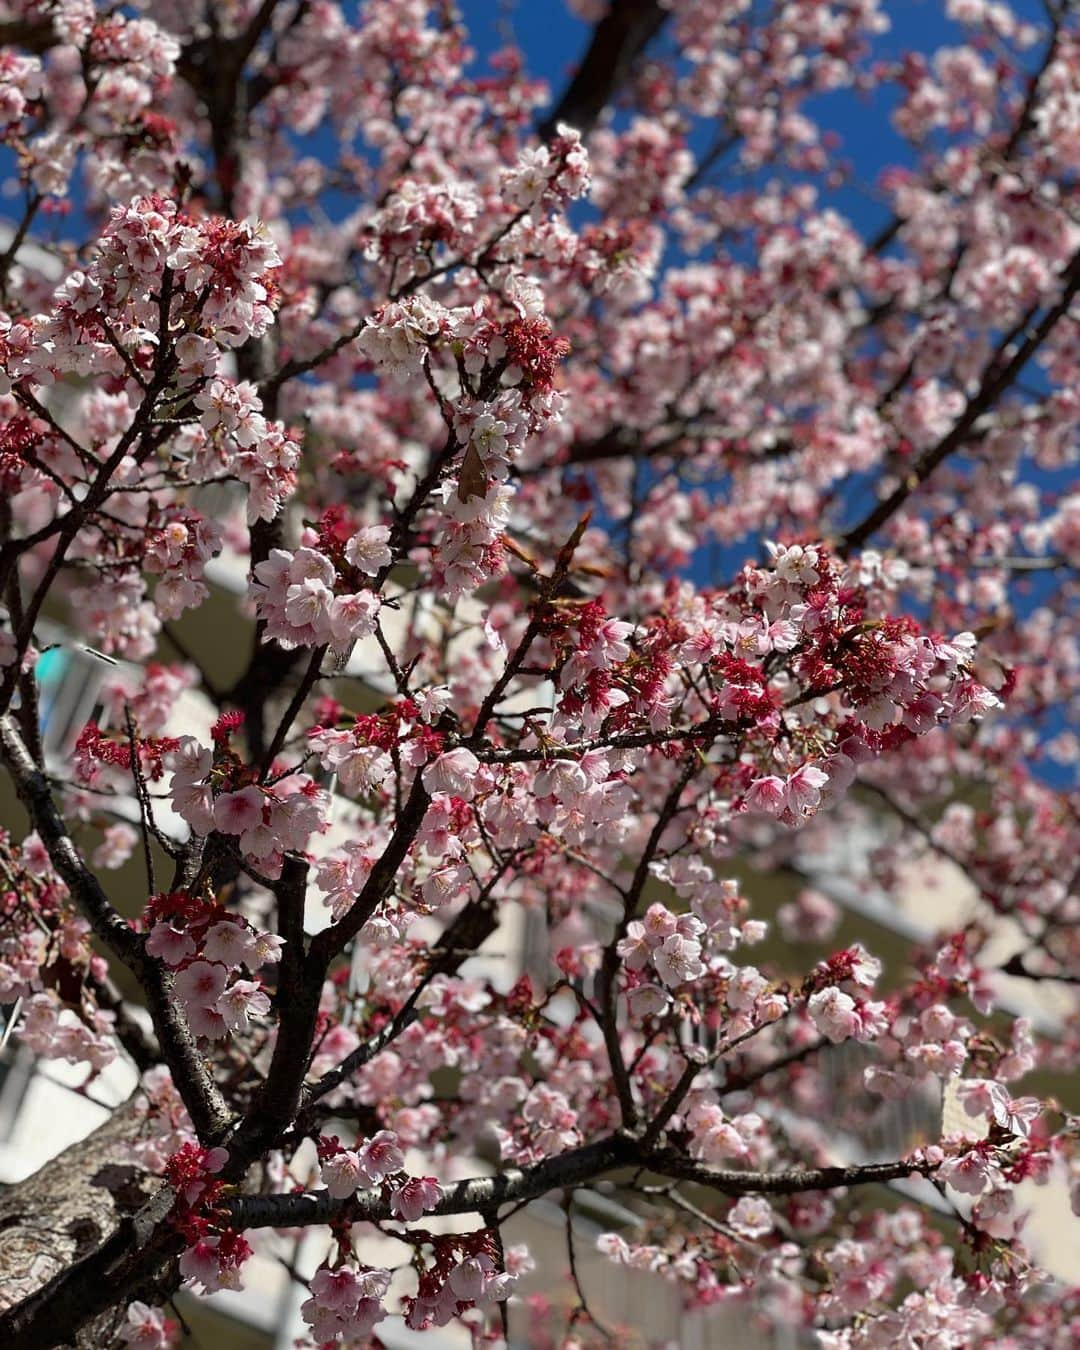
xmin=0 ymin=4 xmax=1075 ymax=1344
xmin=212 ymin=787 xmax=265 ymax=836
xmin=652 ymin=933 xmax=706 ymax=987
xmin=421 ymin=748 xmax=482 ymax=800
xmin=745 ymin=776 xmax=788 ymax=816
xmin=92 ymin=823 xmax=138 ymax=870
xmin=308 ymin=1266 xmax=363 ymax=1314
xmin=390 ymin=1176 xmax=443 ymax=1222
xmin=119 ymin=1301 xmax=173 ymax=1349
xmin=179 ymin=1239 xmax=237 ymax=1294
xmin=448 ymin=1253 xmax=494 ymax=1302
xmin=146 ymin=923 xmax=196 ymax=968
xmin=201 ymin=921 xmax=257 ymax=968
xmin=808 ymin=987 xmax=861 ymax=1044
xmin=358 ymin=1131 xmax=405 ymax=1183
xmin=940 ymin=1147 xmax=1000 ymax=1196
xmin=216 ymin=980 xmax=271 ymax=1033
xmin=173 ymin=961 xmax=227 ymax=1007
xmin=729 ymin=1196 xmax=776 ymax=1238
xmin=785 ymin=765 xmax=830 ymax=819
xmin=345 ymin=525 xmax=393 ymax=575
xmin=321 ymin=1150 xmax=366 ymax=1200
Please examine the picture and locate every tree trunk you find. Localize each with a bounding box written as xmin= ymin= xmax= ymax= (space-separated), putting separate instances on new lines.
xmin=0 ymin=1097 xmax=162 ymax=1348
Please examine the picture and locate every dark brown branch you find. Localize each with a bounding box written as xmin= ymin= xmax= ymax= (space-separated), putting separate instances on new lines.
xmin=467 ymin=515 xmax=591 ymax=742
xmin=596 ymin=751 xmax=703 ymax=1130
xmin=273 ymin=852 xmax=309 ymax=1005
xmin=308 ymin=769 xmax=431 ymax=965
xmin=159 ymin=621 xmax=223 ymax=703
xmin=0 ymin=716 xmax=146 ymax=968
xmin=0 ymin=1122 xmax=937 ymax=1348
xmin=0 ymin=716 xmax=233 ymax=1144
xmin=539 ymin=0 xmax=668 ymax=140
xmin=299 ymin=863 xmax=510 ymax=1115
xmin=0 ymin=1099 xmax=160 ymax=1341
xmin=227 ymin=1136 xmax=936 ymax=1231
xmin=0 ymin=18 xmax=55 ymax=52
xmin=841 ymin=250 xmax=1080 ymax=554
xmin=223 ymin=858 xmax=316 ymax=1156
xmin=565 ymin=1195 xmax=616 ymax=1342
xmin=1000 ymin=6 xmax=1066 ymax=162
xmin=720 ymin=1037 xmax=828 ymax=1095
xmin=232 ymin=770 xmax=432 ymax=1153
xmin=0 ymin=274 xmax=181 ymax=711
xmin=259 ymin=644 xmax=326 ymax=776
xmin=85 ymin=971 xmax=162 ymax=1074
xmin=647 ymin=1150 xmax=935 ymax=1197
xmin=999 ymin=953 xmax=1080 ymax=986
xmin=0 ymin=191 xmax=41 ymax=306
xmin=0 ymin=1181 xmax=182 ymax=1350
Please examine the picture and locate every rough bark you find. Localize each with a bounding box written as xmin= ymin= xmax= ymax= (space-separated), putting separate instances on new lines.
xmin=0 ymin=1097 xmax=160 ymax=1349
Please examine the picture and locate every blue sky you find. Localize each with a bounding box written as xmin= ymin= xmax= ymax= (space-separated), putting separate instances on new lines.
xmin=460 ymin=0 xmax=1053 ymax=240
xmin=2 ymin=2 xmax=1066 ymax=778
xmin=456 ymin=1 xmax=1069 ymax=782
xmin=3 ymin=1 xmax=1054 ymax=251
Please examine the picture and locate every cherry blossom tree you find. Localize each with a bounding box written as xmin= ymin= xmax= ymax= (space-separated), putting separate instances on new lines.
xmin=0 ymin=0 xmax=1076 ymax=1345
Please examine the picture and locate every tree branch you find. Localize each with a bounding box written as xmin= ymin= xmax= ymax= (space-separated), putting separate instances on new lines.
xmin=0 ymin=716 xmax=233 ymax=1143
xmin=841 ymin=250 xmax=1080 ymax=554
xmin=538 ymin=0 xmax=668 ymax=140
xmin=227 ymin=1137 xmax=936 ymax=1231
xmin=308 ymin=770 xmax=430 ymax=965
xmin=646 ymin=1149 xmax=935 ymax=1197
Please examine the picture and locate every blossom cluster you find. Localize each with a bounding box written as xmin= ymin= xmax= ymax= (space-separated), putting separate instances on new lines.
xmin=317 ymin=1129 xmax=442 ymax=1221
xmin=0 ymin=0 xmax=1075 ymax=1345
xmin=0 ymin=831 xmax=116 ymax=1071
xmin=144 ymin=890 xmax=280 ymax=1040
xmin=162 ymin=1143 xmax=255 ymax=1296
xmin=251 ymin=545 xmax=381 ymax=654
xmin=167 ymin=733 xmax=329 ymax=877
